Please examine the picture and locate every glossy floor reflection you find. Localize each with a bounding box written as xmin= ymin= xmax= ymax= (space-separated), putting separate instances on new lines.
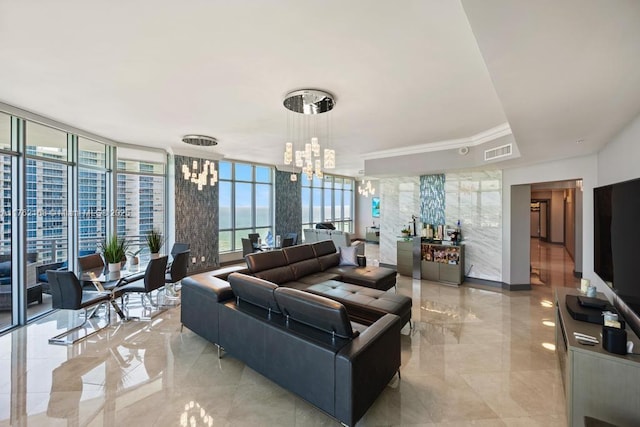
xmin=530 ymin=238 xmax=579 ymax=288
xmin=0 ymin=265 xmax=568 ymax=426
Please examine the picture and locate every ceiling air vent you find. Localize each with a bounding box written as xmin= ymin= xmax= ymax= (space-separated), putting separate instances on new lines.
xmin=484 ymin=143 xmax=512 ymax=161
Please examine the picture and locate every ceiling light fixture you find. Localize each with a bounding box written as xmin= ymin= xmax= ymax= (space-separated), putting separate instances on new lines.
xmin=283 ymin=89 xmax=336 ymax=182
xmin=181 ymin=135 xmax=218 ymax=190
xmin=182 ymin=135 xmax=218 ymax=146
xmin=358 ymin=180 xmax=375 ymax=197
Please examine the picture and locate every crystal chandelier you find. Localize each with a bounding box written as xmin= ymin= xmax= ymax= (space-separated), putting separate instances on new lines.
xmin=181 ymin=135 xmax=218 ymax=190
xmin=283 ymin=89 xmax=336 ymax=182
xmin=358 ymin=180 xmax=375 ymax=197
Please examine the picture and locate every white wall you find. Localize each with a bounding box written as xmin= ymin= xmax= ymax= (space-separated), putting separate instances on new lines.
xmin=502 ymin=155 xmax=597 ymax=284
xmin=598 ymin=114 xmax=640 ymax=186
xmin=509 ymin=184 xmax=531 ymax=285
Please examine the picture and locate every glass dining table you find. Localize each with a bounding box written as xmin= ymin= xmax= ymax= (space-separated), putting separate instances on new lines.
xmin=81 ymin=263 xmax=147 ymax=320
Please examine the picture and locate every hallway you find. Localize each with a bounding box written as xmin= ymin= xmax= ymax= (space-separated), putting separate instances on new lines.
xmin=530 ymin=238 xmax=579 ymax=288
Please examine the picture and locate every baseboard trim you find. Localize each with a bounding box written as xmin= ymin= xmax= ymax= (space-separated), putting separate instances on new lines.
xmin=380 ymin=263 xmax=396 ymax=270
xmin=464 ymin=276 xmax=531 ymax=291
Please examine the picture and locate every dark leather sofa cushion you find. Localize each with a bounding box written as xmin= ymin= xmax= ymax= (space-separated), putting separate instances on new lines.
xmin=228 ymin=273 xmax=281 ymax=314
xmin=307 ymin=281 xmax=412 ymax=327
xmin=282 ymin=244 xmax=315 ymax=263
xmin=274 ymin=287 xmax=357 ymax=339
xmin=311 ymin=240 xmax=337 ymax=257
xmin=282 ymin=245 xmax=323 ymax=279
xmin=245 ymin=250 xmax=295 ymax=284
xmin=310 ymin=241 xmax=341 ymax=271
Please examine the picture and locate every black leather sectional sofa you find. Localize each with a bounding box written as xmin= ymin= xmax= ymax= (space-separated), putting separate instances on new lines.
xmin=218 ymin=273 xmax=402 ymax=426
xmin=180 ymin=241 xmax=411 ymax=425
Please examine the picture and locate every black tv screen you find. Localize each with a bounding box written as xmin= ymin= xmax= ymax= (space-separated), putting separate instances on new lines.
xmin=594 ymin=178 xmax=640 ymax=314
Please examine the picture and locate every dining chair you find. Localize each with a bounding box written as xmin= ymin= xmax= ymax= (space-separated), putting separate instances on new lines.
xmin=165 ymin=250 xmax=190 ymax=299
xmin=78 ymin=253 xmax=106 ymax=289
xmin=285 ymin=232 xmax=298 ymax=246
xmin=166 ymin=242 xmax=190 ymax=272
xmin=46 ymin=270 xmax=112 ymax=345
xmin=170 ymin=242 xmax=190 ymax=257
xmin=281 ymin=237 xmax=295 ymax=248
xmin=241 ymin=238 xmax=254 ymax=257
xmin=113 ymin=256 xmax=168 ymax=320
xmin=248 ymin=233 xmax=263 ymax=250
xmin=78 ymin=253 xmax=105 ymax=272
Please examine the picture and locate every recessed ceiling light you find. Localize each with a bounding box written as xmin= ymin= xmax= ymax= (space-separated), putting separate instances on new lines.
xmin=576 ymin=139 xmax=584 ymax=144
xmin=182 ymin=135 xmax=218 ymax=146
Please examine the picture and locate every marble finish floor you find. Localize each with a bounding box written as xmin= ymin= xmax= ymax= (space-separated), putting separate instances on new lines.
xmin=0 ymin=258 xmax=569 ymax=426
xmin=529 ymin=238 xmax=579 ymax=289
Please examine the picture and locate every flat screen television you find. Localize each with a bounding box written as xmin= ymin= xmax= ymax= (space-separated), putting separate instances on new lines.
xmin=594 ymin=178 xmax=640 ymax=332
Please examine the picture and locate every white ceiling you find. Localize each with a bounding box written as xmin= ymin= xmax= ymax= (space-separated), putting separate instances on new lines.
xmin=1 ymin=1 xmax=639 ymax=177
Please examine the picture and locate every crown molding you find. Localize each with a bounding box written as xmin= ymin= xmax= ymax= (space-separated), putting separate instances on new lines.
xmin=361 ymin=122 xmax=512 ymax=160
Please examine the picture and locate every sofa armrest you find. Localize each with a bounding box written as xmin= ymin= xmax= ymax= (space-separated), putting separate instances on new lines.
xmin=334 ymin=313 xmax=402 ymax=426
xmin=181 ymin=273 xmax=234 ymax=345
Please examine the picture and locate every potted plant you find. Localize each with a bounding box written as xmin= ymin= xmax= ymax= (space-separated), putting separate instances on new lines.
xmin=401 ymin=227 xmax=411 ymax=237
xmin=146 ymin=229 xmax=164 ymax=258
xmin=128 ymin=248 xmax=142 ymax=265
xmin=100 ymin=234 xmax=129 ymax=272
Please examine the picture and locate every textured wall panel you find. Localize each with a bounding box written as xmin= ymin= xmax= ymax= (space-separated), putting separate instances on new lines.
xmin=420 ymin=174 xmax=446 ymax=225
xmin=445 ymin=170 xmax=502 ymax=281
xmin=275 ymin=170 xmax=302 ymax=243
xmin=174 ymin=155 xmax=219 ymax=273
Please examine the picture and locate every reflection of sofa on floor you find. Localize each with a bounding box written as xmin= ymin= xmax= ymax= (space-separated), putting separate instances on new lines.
xmin=303 ymin=228 xmax=364 ymax=256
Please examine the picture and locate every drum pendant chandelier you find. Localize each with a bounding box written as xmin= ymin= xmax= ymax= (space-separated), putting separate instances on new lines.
xmin=282 ymin=89 xmax=336 ymax=182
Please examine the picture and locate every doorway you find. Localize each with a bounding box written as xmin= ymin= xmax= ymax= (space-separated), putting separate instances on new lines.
xmin=530 ymin=182 xmax=580 ymax=288
xmin=530 ymin=199 xmax=550 ymax=242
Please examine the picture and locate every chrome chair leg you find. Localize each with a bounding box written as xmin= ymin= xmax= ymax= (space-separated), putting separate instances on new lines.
xmin=49 ymin=303 xmax=111 ymax=345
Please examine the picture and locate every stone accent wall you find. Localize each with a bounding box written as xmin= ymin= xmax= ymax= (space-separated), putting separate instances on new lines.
xmin=275 ymin=170 xmax=301 ymax=242
xmin=445 ymin=170 xmax=502 ymax=281
xmin=174 ymin=155 xmax=219 ymax=273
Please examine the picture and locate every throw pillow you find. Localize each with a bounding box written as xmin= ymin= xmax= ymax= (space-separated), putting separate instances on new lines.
xmin=339 ymin=246 xmax=358 ymax=266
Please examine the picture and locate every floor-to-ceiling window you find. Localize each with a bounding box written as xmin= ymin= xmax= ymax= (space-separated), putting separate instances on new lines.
xmin=0 ymin=107 xmax=168 ymax=331
xmin=0 ymin=113 xmax=14 ymax=329
xmin=301 ymin=173 xmax=353 ymax=232
xmin=116 ymin=157 xmax=165 ymax=255
xmin=78 ymin=137 xmax=108 ymax=253
xmin=25 ymin=122 xmax=69 ymax=266
xmin=218 ymin=161 xmax=274 ymax=252
xmin=24 ymin=123 xmax=70 ymax=321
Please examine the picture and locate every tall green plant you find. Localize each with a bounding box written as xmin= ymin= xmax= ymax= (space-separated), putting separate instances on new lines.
xmin=146 ymin=229 xmax=164 ymax=254
xmin=100 ymin=235 xmax=129 ymax=264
